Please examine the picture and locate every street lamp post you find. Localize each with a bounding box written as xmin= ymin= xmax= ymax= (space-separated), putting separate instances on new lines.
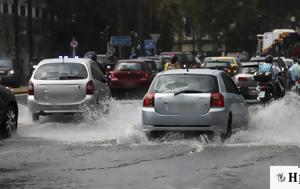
xmin=28 ymin=0 xmax=33 ymax=77
xmin=13 ymin=0 xmax=22 ymax=84
xmin=137 ymin=0 xmax=145 ymax=56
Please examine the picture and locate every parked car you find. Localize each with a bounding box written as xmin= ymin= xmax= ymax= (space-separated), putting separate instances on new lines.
xmin=27 ymin=58 xmax=111 ymax=121
xmin=109 ymin=59 xmax=154 ymax=91
xmin=142 ymin=69 xmax=248 ymax=139
xmin=202 ymin=60 xmax=234 ymax=77
xmin=0 ymin=85 xmax=18 ymax=137
xmin=0 ymin=58 xmax=18 ymax=87
xmin=232 ymin=62 xmax=260 ymax=102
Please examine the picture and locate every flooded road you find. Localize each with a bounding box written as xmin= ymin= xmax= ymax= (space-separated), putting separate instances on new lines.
xmin=1 ymin=93 xmax=300 ymax=189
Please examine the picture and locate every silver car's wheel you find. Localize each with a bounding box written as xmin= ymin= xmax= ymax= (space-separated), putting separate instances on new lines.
xmin=2 ymin=105 xmax=18 ymax=137
xmin=221 ymin=114 xmax=232 ymax=140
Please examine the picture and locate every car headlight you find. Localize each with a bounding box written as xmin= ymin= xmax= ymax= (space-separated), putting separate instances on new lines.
xmin=8 ymin=70 xmax=15 ymax=75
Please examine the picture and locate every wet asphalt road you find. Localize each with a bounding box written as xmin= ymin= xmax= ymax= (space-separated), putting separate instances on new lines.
xmin=0 ymin=93 xmax=300 ymax=189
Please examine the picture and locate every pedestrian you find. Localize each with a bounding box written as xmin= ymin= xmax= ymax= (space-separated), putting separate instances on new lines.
xmin=164 ymin=56 xmax=181 ymax=71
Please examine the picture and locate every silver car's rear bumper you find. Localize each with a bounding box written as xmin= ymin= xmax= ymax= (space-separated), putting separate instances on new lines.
xmin=27 ymin=95 xmax=96 ymax=114
xmin=142 ymin=107 xmax=229 ymax=135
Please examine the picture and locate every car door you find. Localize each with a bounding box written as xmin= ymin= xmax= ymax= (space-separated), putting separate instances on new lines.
xmin=221 ymin=73 xmax=247 ymax=129
xmin=91 ymin=61 xmax=110 ymax=101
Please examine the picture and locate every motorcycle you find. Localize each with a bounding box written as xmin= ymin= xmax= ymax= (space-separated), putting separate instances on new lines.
xmin=291 ymin=79 xmax=300 ymax=95
xmin=254 ymin=72 xmax=276 ymax=104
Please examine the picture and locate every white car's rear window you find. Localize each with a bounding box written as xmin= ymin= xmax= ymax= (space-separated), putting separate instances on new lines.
xmin=151 ymin=74 xmax=219 ymax=93
xmin=34 ymin=63 xmax=88 ymax=80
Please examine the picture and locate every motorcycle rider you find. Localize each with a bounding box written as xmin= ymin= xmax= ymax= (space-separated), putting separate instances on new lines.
xmin=258 ymin=55 xmax=284 ymax=99
xmin=288 ymin=57 xmax=300 ymax=90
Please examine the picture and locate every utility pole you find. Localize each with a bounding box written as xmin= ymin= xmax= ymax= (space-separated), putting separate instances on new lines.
xmin=137 ymin=0 xmax=145 ymax=56
xmin=28 ymin=0 xmax=33 ymax=72
xmin=13 ymin=0 xmax=21 ymax=83
xmin=191 ymin=17 xmax=196 ymax=55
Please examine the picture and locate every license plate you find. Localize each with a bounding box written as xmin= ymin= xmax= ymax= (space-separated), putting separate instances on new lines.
xmin=172 ymin=104 xmax=193 ymax=113
xmin=258 ymin=91 xmax=265 ymax=98
xmin=249 ymin=89 xmax=259 ymax=95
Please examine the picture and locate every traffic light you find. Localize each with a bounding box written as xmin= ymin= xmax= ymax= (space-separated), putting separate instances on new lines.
xmin=100 ymin=26 xmax=111 ymax=41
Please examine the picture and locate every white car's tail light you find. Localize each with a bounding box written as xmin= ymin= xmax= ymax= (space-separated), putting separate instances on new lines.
xmin=143 ymin=92 xmax=155 ymax=107
xmin=86 ymin=80 xmax=94 ymax=95
xmin=28 ymin=81 xmax=34 ymax=95
xmin=238 ymin=77 xmax=248 ymax=81
xmin=210 ymin=92 xmax=224 ymax=107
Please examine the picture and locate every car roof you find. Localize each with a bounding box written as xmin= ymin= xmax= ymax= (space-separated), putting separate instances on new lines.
xmin=138 ymin=57 xmax=159 ymax=60
xmin=250 ymin=56 xmax=265 ymax=61
xmin=241 ymin=62 xmax=260 ymax=66
xmin=117 ymin=59 xmax=147 ymax=63
xmin=38 ymin=58 xmax=92 ymax=66
xmin=211 ymin=56 xmax=235 ymax=60
xmin=157 ymin=69 xmax=222 ymax=76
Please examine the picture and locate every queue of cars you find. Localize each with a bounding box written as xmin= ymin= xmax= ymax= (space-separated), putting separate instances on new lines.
xmin=3 ymin=51 xmax=293 ymax=140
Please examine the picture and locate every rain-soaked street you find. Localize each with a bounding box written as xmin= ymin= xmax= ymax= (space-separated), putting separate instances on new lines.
xmin=1 ymin=93 xmax=300 ymax=189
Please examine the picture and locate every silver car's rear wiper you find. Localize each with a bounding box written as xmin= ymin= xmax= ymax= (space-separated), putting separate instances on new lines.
xmin=174 ymin=90 xmax=203 ymax=96
xmin=59 ymin=76 xmax=85 ymax=80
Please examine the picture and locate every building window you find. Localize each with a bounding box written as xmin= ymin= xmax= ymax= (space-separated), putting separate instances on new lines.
xmin=35 ymin=7 xmax=40 ymax=18
xmin=20 ymin=5 xmax=26 ymax=16
xmin=3 ymin=3 xmax=9 ymax=14
xmin=42 ymin=8 xmax=47 ymax=19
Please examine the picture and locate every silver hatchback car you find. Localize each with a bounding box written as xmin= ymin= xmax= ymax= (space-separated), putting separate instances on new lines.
xmin=27 ymin=58 xmax=111 ymax=121
xmin=142 ymin=69 xmax=248 ymax=138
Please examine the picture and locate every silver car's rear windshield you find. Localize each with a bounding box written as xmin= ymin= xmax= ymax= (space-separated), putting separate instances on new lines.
xmin=34 ymin=63 xmax=88 ymax=80
xmin=115 ymin=62 xmax=143 ymax=71
xmin=150 ymin=74 xmax=219 ymax=93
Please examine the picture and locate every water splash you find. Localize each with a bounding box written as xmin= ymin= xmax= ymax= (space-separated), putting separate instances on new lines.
xmin=228 ymin=92 xmax=300 ymax=146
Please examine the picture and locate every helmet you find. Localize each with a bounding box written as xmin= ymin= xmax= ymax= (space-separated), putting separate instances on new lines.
xmin=265 ymin=55 xmax=273 ymax=64
xmin=171 ymin=56 xmax=178 ymax=64
xmin=84 ymin=51 xmax=97 ymax=62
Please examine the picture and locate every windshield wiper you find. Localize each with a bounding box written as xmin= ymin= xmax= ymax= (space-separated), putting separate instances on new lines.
xmin=59 ymin=76 xmax=85 ymax=80
xmin=174 ymin=90 xmax=203 ymax=96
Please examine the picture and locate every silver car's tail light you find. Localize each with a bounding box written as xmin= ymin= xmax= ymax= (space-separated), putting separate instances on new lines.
xmin=143 ymin=92 xmax=155 ymax=107
xmin=86 ymin=80 xmax=94 ymax=95
xmin=238 ymin=77 xmax=248 ymax=81
xmin=210 ymin=92 xmax=224 ymax=107
xmin=28 ymin=81 xmax=34 ymax=96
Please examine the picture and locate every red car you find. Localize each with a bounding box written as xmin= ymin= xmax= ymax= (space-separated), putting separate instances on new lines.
xmin=109 ymin=59 xmax=154 ymax=91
